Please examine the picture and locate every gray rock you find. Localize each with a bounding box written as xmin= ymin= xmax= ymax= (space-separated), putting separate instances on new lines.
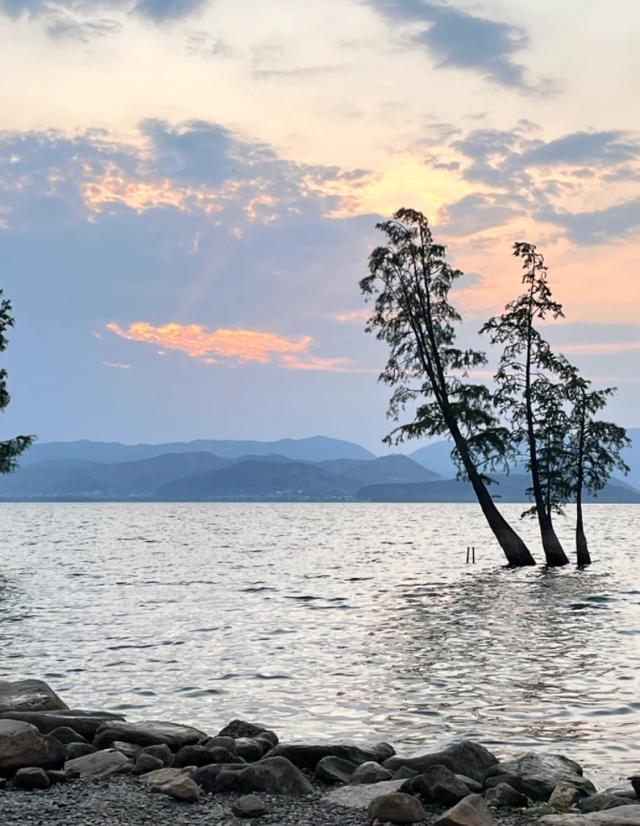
xmin=232 ymin=794 xmax=269 ymax=818
xmin=0 ymin=680 xmax=68 ymax=713
xmin=540 ymin=804 xmax=640 ymax=826
xmin=630 ymin=777 xmax=640 ymax=797
xmin=64 ymin=748 xmax=132 ymax=778
xmin=484 ymin=753 xmax=596 ymax=802
xmin=173 ymin=744 xmax=239 ymax=768
xmin=579 ymin=794 xmax=634 ymax=813
xmin=403 ymin=764 xmax=472 ymax=806
xmin=48 ymin=726 xmax=87 ymax=745
xmin=235 ymin=737 xmax=266 ymax=762
xmin=394 ymin=767 xmax=419 ymax=780
xmin=199 ymin=736 xmax=237 ymax=755
xmin=111 ymin=741 xmax=142 ymax=761
xmin=140 ymin=767 xmax=195 ymax=788
xmin=267 ymin=741 xmax=395 ymax=770
xmin=458 ymin=775 xmax=484 ymax=794
xmin=138 ymin=743 xmax=173 ymax=766
xmin=156 ymin=774 xmax=201 ymax=802
xmin=435 ymin=794 xmax=496 ymax=826
xmin=65 ymin=742 xmax=97 ymax=761
xmin=134 ymin=753 xmax=164 ymax=774
xmin=324 ymin=779 xmax=406 ymax=808
xmin=352 ymin=761 xmax=393 ymax=785
xmin=0 ymin=719 xmax=65 ymax=773
xmin=0 ymin=710 xmax=125 ymax=740
xmin=217 ymin=720 xmax=278 ymax=747
xmin=484 ymin=782 xmax=529 ymax=809
xmin=46 ymin=769 xmax=70 ymax=785
xmin=367 ymin=791 xmax=426 ymax=824
xmin=93 ymin=720 xmax=206 ymax=751
xmin=195 ymin=756 xmax=313 ymax=798
xmin=384 ymin=741 xmax=498 ymax=784
xmin=13 ymin=766 xmax=51 ymax=790
xmin=549 ymin=785 xmax=581 ymax=809
xmin=315 ymin=755 xmax=357 ymax=784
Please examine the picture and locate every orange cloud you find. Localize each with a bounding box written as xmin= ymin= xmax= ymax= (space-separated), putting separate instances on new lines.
xmin=106 ymin=321 xmax=351 ymax=371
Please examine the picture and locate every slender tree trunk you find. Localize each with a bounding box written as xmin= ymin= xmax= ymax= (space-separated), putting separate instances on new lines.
xmin=575 ymin=489 xmax=591 ymax=567
xmin=448 ymin=422 xmax=536 ymax=567
xmin=575 ymin=412 xmax=591 ymax=567
xmin=524 ymin=302 xmax=569 ymax=567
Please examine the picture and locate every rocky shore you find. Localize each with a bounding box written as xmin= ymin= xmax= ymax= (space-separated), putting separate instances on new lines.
xmin=2 ymin=679 xmax=639 ymax=826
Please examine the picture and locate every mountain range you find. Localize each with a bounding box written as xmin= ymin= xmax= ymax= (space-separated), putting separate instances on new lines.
xmin=1 ymin=433 xmax=638 ymax=503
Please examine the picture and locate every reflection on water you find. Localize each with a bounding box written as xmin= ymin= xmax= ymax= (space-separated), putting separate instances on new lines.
xmin=1 ymin=502 xmax=639 ymax=787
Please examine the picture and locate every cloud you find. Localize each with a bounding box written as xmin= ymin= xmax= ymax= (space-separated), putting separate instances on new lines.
xmin=132 ymin=0 xmax=206 ymax=22
xmin=522 ymin=131 xmax=640 ymax=167
xmin=45 ymin=15 xmax=121 ymax=41
xmin=537 ymin=198 xmax=640 ymax=245
xmin=366 ymin=0 xmax=542 ymax=91
xmin=106 ymin=321 xmax=353 ymax=371
xmin=102 ymin=360 xmax=131 ymax=368
xmin=438 ymin=193 xmax=519 ymax=236
xmin=332 ymin=309 xmax=370 ymax=324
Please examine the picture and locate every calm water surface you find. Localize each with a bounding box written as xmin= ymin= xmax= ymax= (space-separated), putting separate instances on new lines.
xmin=1 ymin=503 xmax=638 ymax=787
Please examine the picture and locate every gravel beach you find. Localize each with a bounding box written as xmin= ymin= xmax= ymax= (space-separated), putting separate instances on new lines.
xmin=0 ymin=775 xmax=545 ymax=826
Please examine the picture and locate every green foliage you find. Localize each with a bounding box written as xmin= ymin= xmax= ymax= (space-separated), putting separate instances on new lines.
xmin=0 ymin=289 xmax=35 ymax=472
xmin=360 ymin=208 xmax=511 ymax=482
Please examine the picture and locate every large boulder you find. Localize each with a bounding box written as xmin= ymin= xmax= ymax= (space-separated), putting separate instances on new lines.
xmin=13 ymin=767 xmax=51 ymax=790
xmin=484 ymin=753 xmax=596 ymax=802
xmin=217 ymin=720 xmax=278 ymax=748
xmin=195 ymin=757 xmax=313 ymax=798
xmin=367 ymin=792 xmax=426 ymax=824
xmin=0 ymin=680 xmax=68 ymax=713
xmin=0 ymin=719 xmax=65 ymax=773
xmin=0 ymin=710 xmax=124 ymax=740
xmin=267 ymin=741 xmax=395 ymax=770
xmin=578 ymin=794 xmax=635 ymax=813
xmin=403 ymin=764 xmax=472 ymax=805
xmin=384 ymin=741 xmax=498 ymax=784
xmin=540 ymin=804 xmax=640 ymax=826
xmin=64 ymin=748 xmax=132 ymax=778
xmin=93 ymin=720 xmax=206 ymax=751
xmin=435 ymin=794 xmax=496 ymax=826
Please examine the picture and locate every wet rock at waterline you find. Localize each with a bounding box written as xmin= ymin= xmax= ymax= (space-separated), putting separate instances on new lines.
xmin=0 ymin=719 xmax=65 ymax=773
xmin=0 ymin=680 xmax=68 ymax=714
xmin=384 ymin=741 xmax=498 ymax=784
xmin=540 ymin=805 xmax=640 ymax=826
xmin=194 ymin=756 xmax=314 ymax=798
xmin=217 ymin=720 xmax=278 ymax=748
xmin=484 ymin=753 xmax=596 ymax=801
xmin=0 ymin=711 xmax=124 ymax=740
xmin=578 ymin=793 xmax=636 ymax=813
xmin=173 ymin=744 xmax=241 ymax=768
xmin=93 ymin=720 xmax=206 ymax=751
xmin=267 ymin=740 xmax=395 ymax=770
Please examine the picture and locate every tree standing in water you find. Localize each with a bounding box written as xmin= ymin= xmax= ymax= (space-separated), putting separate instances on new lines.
xmin=361 ymin=208 xmax=536 ymax=567
xmin=562 ymin=363 xmax=629 ymax=567
xmin=481 ymin=242 xmax=569 ymax=566
xmin=0 ymin=289 xmax=34 ymax=472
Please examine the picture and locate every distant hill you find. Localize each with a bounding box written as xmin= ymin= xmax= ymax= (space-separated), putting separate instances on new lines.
xmin=356 ymin=474 xmax=640 ymax=504
xmin=0 ymin=452 xmax=230 ymax=499
xmin=21 ymin=436 xmax=375 ymax=466
xmin=316 ymin=455 xmax=440 ymax=484
xmin=156 ymin=459 xmax=356 ymax=501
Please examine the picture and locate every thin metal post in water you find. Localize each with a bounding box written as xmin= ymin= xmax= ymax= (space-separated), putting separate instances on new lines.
xmin=466 ymin=546 xmax=477 ymax=564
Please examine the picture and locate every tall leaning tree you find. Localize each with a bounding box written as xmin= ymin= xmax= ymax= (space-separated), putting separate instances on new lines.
xmin=482 ymin=242 xmax=569 ymax=566
xmin=0 ymin=289 xmax=35 ymax=472
xmin=361 ymin=208 xmax=536 ymax=567
xmin=562 ymin=363 xmax=629 ymax=567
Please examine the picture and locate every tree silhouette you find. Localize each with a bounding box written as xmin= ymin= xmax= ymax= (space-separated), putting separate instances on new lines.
xmin=361 ymin=209 xmax=536 ymax=567
xmin=561 ymin=363 xmax=629 ymax=566
xmin=482 ymin=242 xmax=569 ymax=566
xmin=0 ymin=290 xmax=34 ymax=472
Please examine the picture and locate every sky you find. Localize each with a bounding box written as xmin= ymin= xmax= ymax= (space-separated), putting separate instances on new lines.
xmin=1 ymin=0 xmax=639 ymax=453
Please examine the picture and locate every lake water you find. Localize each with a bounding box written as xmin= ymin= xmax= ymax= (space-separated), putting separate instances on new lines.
xmin=1 ymin=502 xmax=639 ymax=788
